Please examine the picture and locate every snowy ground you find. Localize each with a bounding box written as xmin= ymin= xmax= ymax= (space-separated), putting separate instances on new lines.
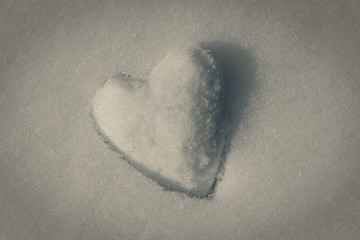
xmin=1 ymin=1 xmax=359 ymax=239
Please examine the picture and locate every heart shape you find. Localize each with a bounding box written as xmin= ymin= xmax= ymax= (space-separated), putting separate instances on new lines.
xmin=92 ymin=45 xmax=228 ymax=197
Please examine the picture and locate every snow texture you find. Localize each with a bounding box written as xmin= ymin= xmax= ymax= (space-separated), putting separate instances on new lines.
xmin=92 ymin=46 xmax=227 ymax=197
xmin=1 ymin=1 xmax=360 ymax=240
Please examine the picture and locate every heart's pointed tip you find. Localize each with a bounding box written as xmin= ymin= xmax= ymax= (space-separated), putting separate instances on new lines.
xmin=161 ymin=176 xmax=217 ymax=199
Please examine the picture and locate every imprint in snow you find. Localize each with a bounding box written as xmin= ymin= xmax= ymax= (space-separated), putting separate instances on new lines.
xmin=92 ymin=45 xmax=228 ymax=198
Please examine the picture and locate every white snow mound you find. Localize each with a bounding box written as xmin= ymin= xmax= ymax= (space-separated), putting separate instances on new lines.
xmin=92 ymin=45 xmax=227 ymax=197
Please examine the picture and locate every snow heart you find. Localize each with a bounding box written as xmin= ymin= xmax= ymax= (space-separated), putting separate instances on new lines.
xmin=92 ymin=46 xmax=228 ymax=197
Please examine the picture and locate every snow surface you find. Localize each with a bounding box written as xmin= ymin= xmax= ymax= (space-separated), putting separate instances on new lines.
xmin=1 ymin=1 xmax=360 ymax=240
xmin=92 ymin=46 xmax=227 ymax=197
